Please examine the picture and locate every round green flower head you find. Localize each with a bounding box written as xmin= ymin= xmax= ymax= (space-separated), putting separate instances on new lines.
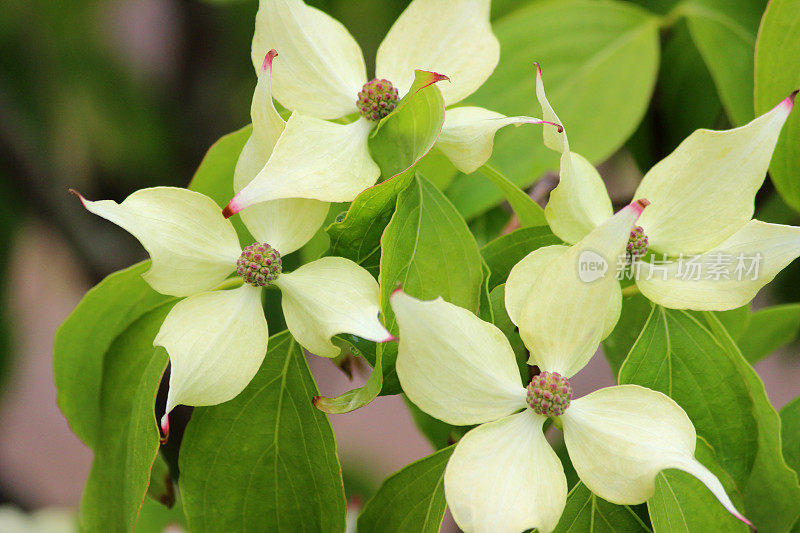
xmin=626 ymin=225 xmax=649 ymax=262
xmin=237 ymin=242 xmax=282 ymax=287
xmin=357 ymin=78 xmax=399 ymax=121
xmin=526 ymin=371 xmax=573 ymax=417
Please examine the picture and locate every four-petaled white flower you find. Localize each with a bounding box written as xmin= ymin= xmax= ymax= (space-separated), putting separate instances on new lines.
xmin=390 ymin=200 xmax=750 ymax=533
xmin=223 ymin=0 xmax=554 ymax=219
xmin=530 ymin=63 xmax=800 ymax=311
xmin=74 ymin=183 xmax=392 ymax=437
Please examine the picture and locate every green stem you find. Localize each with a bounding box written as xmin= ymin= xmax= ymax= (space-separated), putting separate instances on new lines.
xmin=620 ymin=284 xmax=641 ymax=298
xmin=478 ymin=163 xmax=506 ymax=182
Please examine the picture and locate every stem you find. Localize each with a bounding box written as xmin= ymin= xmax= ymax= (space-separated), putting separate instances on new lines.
xmin=620 ymin=284 xmax=641 ymax=298
xmin=478 ymin=163 xmax=506 ymax=182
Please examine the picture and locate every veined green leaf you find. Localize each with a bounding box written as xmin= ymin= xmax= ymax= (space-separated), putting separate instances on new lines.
xmin=736 ymin=303 xmax=800 ymax=363
xmin=702 ymin=313 xmax=800 ymax=530
xmin=78 ymin=304 xmax=172 ymax=531
xmin=54 ymin=261 xmax=174 ymax=448
xmin=618 ymin=307 xmax=758 ymax=487
xmin=480 ymin=226 xmax=560 ymax=290
xmin=370 ymin=70 xmax=447 ymax=178
xmin=449 ymin=0 xmax=659 ymax=218
xmin=327 ymin=70 xmax=446 ymax=276
xmin=377 ymin=173 xmax=483 ymax=394
xmin=780 ymin=396 xmax=800 ymax=478
xmin=552 ymin=481 xmax=651 ymax=532
xmin=683 ymin=0 xmax=766 ymax=126
xmin=602 ymin=293 xmax=652 ymax=376
xmin=755 ymin=0 xmax=800 ymax=213
xmin=648 ymin=437 xmax=748 ymax=532
xmin=179 ymin=331 xmax=346 ymax=532
xmin=357 ymin=446 xmax=454 ymax=533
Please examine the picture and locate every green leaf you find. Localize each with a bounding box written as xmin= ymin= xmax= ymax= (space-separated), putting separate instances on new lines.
xmin=648 ymin=437 xmax=748 ymax=532
xmin=187 ymin=125 xmax=254 ymax=244
xmin=552 ymin=481 xmax=651 ymax=533
xmin=326 ymin=170 xmax=415 ymax=277
xmin=378 ymin=173 xmax=484 ymax=393
xmin=327 ymin=70 xmax=446 ymax=276
xmin=632 ymin=310 xmax=800 ymax=531
xmin=755 ymin=0 xmax=800 ymax=213
xmin=701 ymin=313 xmax=800 ymax=530
xmin=357 ymin=446 xmax=454 ymax=533
xmin=448 ymin=0 xmax=660 ymax=218
xmin=480 ymin=226 xmax=560 ymax=290
xmin=478 ymin=164 xmax=546 ymax=227
xmin=736 ymin=303 xmax=800 ymax=363
xmin=655 ymin=20 xmax=722 ymax=150
xmin=313 ymin=347 xmax=384 ymax=414
xmin=684 ymin=0 xmax=766 ymax=126
xmin=780 ymin=396 xmax=800 ymax=477
xmin=79 ymin=305 xmax=172 ymax=531
xmin=370 ymin=70 xmax=447 ymax=179
xmin=179 ymin=331 xmax=346 ymax=532
xmin=618 ymin=307 xmax=758 ymax=487
xmin=54 ymin=261 xmax=173 ymax=448
xmin=602 ymin=293 xmax=652 ymax=376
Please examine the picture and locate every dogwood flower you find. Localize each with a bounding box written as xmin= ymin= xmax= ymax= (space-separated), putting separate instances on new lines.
xmin=223 ymin=0 xmax=552 ymax=217
xmin=532 ymin=63 xmax=800 ymax=310
xmin=73 ymin=185 xmax=392 ymax=437
xmin=391 ymin=200 xmax=750 ymax=533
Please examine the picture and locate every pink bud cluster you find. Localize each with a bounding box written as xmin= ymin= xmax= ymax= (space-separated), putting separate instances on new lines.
xmin=626 ymin=225 xmax=649 ymax=262
xmin=237 ymin=242 xmax=282 ymax=287
xmin=357 ymin=78 xmax=399 ymax=121
xmin=526 ymin=371 xmax=573 ymax=417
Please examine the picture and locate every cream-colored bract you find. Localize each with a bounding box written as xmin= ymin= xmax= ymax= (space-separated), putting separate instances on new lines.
xmin=374 ymin=0 xmax=497 ymax=106
xmin=392 ymin=291 xmax=526 ymax=426
xmin=443 ymin=410 xmax=567 ymax=533
xmin=535 ymin=63 xmax=799 ymax=311
xmin=77 ymin=187 xmax=242 ymax=298
xmin=156 ymin=284 xmax=268 ymax=412
xmin=274 ymin=257 xmax=392 ymax=358
xmin=230 ymin=0 xmax=543 ymax=215
xmin=77 ymin=186 xmax=391 ymax=423
xmin=389 ymin=203 xmax=750 ymax=531
xmin=436 ymin=107 xmax=555 ymax=174
xmin=232 ymin=49 xmax=330 ymax=256
xmin=637 ymin=219 xmax=800 ymax=310
xmin=561 ymin=385 xmax=747 ymax=523
xmin=515 ymin=203 xmax=641 ymax=376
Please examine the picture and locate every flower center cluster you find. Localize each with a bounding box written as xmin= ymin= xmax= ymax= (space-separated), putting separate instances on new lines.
xmin=526 ymin=371 xmax=573 ymax=417
xmin=357 ymin=78 xmax=399 ymax=121
xmin=626 ymin=225 xmax=649 ymax=262
xmin=237 ymin=242 xmax=282 ymax=287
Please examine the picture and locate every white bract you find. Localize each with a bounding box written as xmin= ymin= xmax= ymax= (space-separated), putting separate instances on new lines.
xmin=224 ymin=0 xmax=553 ymax=216
xmin=534 ymin=63 xmax=800 ymax=311
xmin=75 ymin=63 xmax=394 ymax=435
xmin=391 ymin=201 xmax=750 ymax=533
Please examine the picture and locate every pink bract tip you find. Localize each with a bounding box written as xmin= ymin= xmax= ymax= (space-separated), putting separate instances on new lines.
xmin=781 ymin=88 xmax=798 ymax=111
xmin=625 ymin=198 xmax=650 ymax=217
xmin=431 ymin=72 xmax=450 ymax=84
xmin=68 ymin=188 xmax=87 ymax=206
xmin=223 ymin=195 xmax=242 ymax=219
xmin=390 ymin=284 xmax=404 ymax=299
xmin=534 ymin=62 xmax=543 ymax=77
xmin=159 ymin=413 xmax=170 ymax=444
xmin=262 ymin=49 xmax=278 ymax=72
